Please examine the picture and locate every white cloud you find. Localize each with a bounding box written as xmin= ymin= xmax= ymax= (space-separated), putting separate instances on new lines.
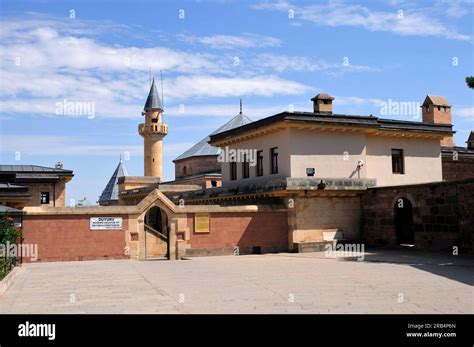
xmin=0 ymin=135 xmax=142 ymax=156
xmin=168 ymin=102 xmax=305 ymax=118
xmin=0 ymin=17 xmax=312 ymax=119
xmin=335 ymin=96 xmax=385 ymax=107
xmin=0 ymin=27 xmax=221 ymax=74
xmin=0 ymin=134 xmax=197 ymax=162
xmin=252 ymin=54 xmax=378 ymax=73
xmin=454 ymin=106 xmax=474 ymax=121
xmin=177 ymin=33 xmax=282 ymax=49
xmin=166 ymin=74 xmax=310 ymax=99
xmin=253 ymin=1 xmax=471 ymax=41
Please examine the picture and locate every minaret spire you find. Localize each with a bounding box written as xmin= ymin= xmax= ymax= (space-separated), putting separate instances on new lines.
xmin=139 ymin=77 xmax=168 ymax=179
xmin=239 ymin=99 xmax=243 ymax=115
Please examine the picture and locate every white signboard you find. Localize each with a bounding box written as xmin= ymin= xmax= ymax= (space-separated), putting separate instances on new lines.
xmin=90 ymin=217 xmax=123 ymax=230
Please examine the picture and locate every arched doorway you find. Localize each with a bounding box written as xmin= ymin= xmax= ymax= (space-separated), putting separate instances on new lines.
xmin=394 ymin=197 xmax=414 ymax=245
xmin=144 ymin=206 xmax=170 ymax=259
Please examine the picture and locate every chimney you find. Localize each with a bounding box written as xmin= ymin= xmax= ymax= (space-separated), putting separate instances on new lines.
xmin=421 ymin=95 xmax=454 ymax=147
xmin=311 ymin=93 xmax=334 ymax=114
xmin=55 ymin=161 xmax=63 ymax=169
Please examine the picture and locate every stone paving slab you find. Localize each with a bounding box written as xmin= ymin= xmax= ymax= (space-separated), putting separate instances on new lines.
xmin=0 ymin=251 xmax=472 ymax=314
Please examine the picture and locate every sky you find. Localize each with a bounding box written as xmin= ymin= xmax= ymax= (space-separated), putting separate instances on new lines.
xmin=0 ymin=0 xmax=473 ymax=205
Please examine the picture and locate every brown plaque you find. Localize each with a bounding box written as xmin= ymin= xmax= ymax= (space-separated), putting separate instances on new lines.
xmin=195 ymin=213 xmax=210 ymax=233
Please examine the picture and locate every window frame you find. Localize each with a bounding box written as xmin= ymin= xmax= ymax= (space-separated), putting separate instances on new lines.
xmin=256 ymin=150 xmax=263 ymax=177
xmin=270 ymin=147 xmax=279 ymax=175
xmin=242 ymin=153 xmax=250 ymax=179
xmin=40 ymin=191 xmax=50 ymax=204
xmin=391 ymin=149 xmax=405 ymax=174
xmin=230 ymin=161 xmax=237 ymax=181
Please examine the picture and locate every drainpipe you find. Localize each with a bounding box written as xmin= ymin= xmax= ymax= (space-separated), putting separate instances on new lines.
xmin=52 ymin=182 xmax=56 ymax=207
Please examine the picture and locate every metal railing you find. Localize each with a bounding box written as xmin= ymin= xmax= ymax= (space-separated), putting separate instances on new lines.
xmin=0 ymin=256 xmax=17 ymax=280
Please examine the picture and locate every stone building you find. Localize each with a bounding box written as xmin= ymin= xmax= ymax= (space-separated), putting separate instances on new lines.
xmin=98 ymin=159 xmax=128 ymax=206
xmin=0 ymin=163 xmax=73 ymax=209
xmin=210 ymin=93 xmax=452 ymax=188
xmin=171 ymin=106 xmax=252 ymax=189
xmin=441 ymin=131 xmax=474 ymax=181
xmin=16 ymin=88 xmax=474 ymax=262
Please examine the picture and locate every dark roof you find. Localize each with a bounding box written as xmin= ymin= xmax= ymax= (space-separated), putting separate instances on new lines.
xmin=143 ymin=79 xmax=162 ymax=111
xmin=0 ymin=205 xmax=25 ymax=215
xmin=0 ymin=183 xmax=27 ymax=189
xmin=441 ymin=146 xmax=474 ymax=157
xmin=467 ymin=131 xmax=474 ymax=143
xmin=174 ymin=113 xmax=253 ymax=161
xmin=311 ymin=93 xmax=334 ymax=101
xmin=0 ymin=165 xmax=73 ymax=175
xmin=98 ymin=160 xmax=129 ymax=203
xmin=209 ymin=111 xmax=454 ymax=143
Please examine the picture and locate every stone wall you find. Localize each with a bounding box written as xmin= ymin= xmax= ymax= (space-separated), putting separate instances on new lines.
xmin=442 ymin=156 xmax=474 ymax=181
xmin=23 ymin=181 xmax=66 ymax=207
xmin=185 ymin=211 xmax=288 ymax=256
xmin=174 ymin=155 xmax=220 ymax=179
xmin=145 ymin=228 xmax=167 ymax=258
xmin=22 ymin=214 xmax=128 ymax=262
xmin=361 ymin=179 xmax=474 ymax=252
xmin=292 ymin=196 xmax=361 ymax=242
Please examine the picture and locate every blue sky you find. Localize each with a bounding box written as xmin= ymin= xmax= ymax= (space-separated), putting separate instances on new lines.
xmin=0 ymin=0 xmax=473 ymax=204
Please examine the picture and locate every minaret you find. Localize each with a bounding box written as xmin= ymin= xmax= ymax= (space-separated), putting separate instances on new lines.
xmin=139 ymin=78 xmax=168 ymax=178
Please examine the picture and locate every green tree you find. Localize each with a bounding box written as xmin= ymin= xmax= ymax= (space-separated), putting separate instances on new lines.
xmin=0 ymin=213 xmax=22 ymax=244
xmin=466 ymin=76 xmax=474 ymax=89
xmin=0 ymin=213 xmax=22 ymax=279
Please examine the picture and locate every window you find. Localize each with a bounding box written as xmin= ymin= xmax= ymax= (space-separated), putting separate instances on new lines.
xmin=242 ymin=154 xmax=250 ymax=179
xmin=230 ymin=162 xmax=237 ymax=180
xmin=40 ymin=192 xmax=50 ymax=204
xmin=182 ymin=166 xmax=187 ymax=176
xmin=256 ymin=150 xmax=263 ymax=176
xmin=391 ymin=149 xmax=404 ymax=174
xmin=270 ymin=147 xmax=278 ymax=174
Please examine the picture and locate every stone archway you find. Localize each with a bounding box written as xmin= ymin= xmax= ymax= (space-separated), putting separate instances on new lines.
xmin=144 ymin=205 xmax=170 ymax=259
xmin=394 ymin=197 xmax=414 ymax=245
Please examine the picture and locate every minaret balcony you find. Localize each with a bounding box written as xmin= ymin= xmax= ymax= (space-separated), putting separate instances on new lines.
xmin=138 ymin=123 xmax=168 ymax=136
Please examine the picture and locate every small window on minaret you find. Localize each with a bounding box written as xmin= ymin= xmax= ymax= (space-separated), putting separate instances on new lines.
xmin=183 ymin=166 xmax=187 ymax=176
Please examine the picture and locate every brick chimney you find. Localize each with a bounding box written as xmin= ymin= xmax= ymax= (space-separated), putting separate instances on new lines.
xmin=311 ymin=93 xmax=334 ymax=115
xmin=421 ymin=95 xmax=454 ymax=147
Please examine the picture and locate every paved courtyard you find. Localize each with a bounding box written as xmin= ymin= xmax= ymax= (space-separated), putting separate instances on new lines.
xmin=0 ymin=250 xmax=472 ymax=314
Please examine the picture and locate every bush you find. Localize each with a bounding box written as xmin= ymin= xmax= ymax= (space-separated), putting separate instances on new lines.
xmin=0 ymin=213 xmax=22 ymax=280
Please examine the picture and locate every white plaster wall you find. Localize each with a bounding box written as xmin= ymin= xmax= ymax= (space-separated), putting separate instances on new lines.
xmin=289 ymin=129 xmax=367 ymax=179
xmin=365 ymin=135 xmax=442 ymax=186
xmin=219 ymin=126 xmax=443 ymax=188
xmin=221 ymin=128 xmax=290 ymax=187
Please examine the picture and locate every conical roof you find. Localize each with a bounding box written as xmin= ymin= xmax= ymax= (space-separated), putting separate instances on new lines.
xmin=98 ymin=160 xmax=129 ymax=204
xmin=174 ymin=113 xmax=252 ymax=161
xmin=144 ymin=78 xmax=162 ymax=111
